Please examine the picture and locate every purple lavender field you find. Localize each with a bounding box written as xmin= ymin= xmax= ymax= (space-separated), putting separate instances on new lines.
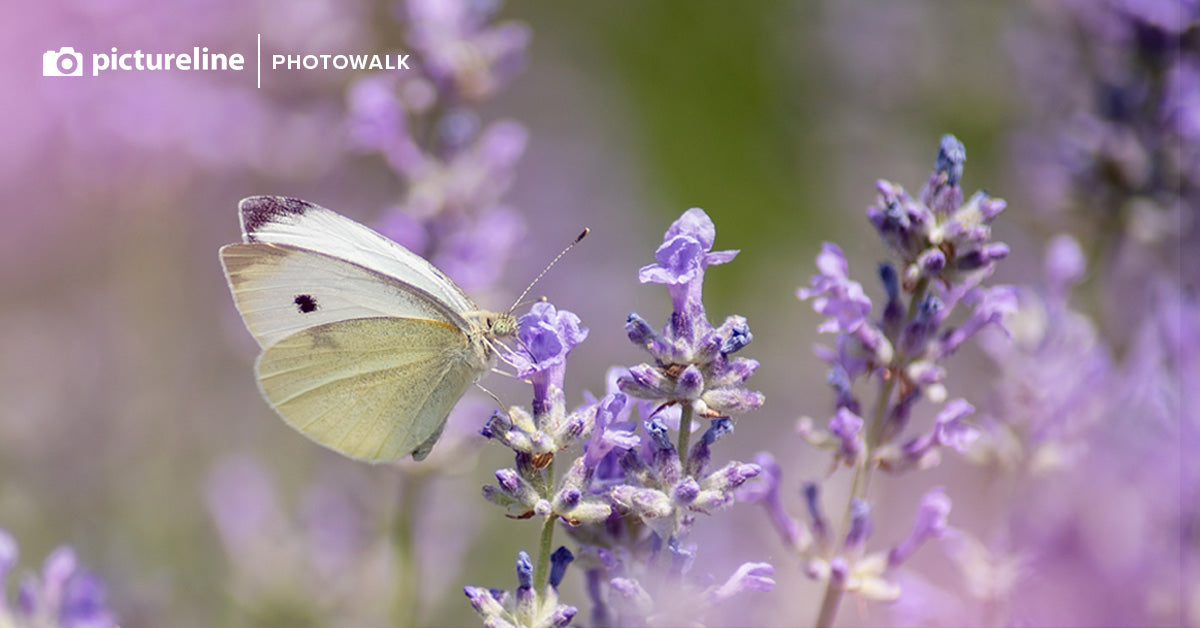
xmin=1 ymin=1 xmax=1195 ymax=627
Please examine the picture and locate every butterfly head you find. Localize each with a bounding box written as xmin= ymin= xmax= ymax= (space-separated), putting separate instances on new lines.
xmin=488 ymin=311 xmax=519 ymax=339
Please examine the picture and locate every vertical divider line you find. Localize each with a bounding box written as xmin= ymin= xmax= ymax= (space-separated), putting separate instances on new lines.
xmin=256 ymin=33 xmax=261 ymax=89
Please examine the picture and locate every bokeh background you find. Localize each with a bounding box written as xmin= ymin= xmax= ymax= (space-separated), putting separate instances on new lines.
xmin=1 ymin=1 xmax=1193 ymax=627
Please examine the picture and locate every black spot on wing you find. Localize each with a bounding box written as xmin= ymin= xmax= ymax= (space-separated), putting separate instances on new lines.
xmin=294 ymin=294 xmax=319 ymax=314
xmin=239 ymin=196 xmax=315 ymax=242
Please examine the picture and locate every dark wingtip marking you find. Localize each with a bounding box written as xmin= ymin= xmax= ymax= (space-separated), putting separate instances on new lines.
xmin=294 ymin=294 xmax=319 ymax=314
xmin=239 ymin=196 xmax=316 ymax=242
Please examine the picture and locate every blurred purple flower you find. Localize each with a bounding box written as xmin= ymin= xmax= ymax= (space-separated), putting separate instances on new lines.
xmin=0 ymin=529 xmax=117 ymax=628
xmin=888 ymin=489 xmax=951 ymax=567
xmin=343 ymin=0 xmax=532 ymax=300
xmin=1011 ymin=0 xmax=1200 ymax=331
xmin=586 ymin=546 xmax=774 ymax=626
xmin=404 ymin=0 xmax=531 ymax=102
xmin=204 ymin=456 xmax=396 ymax=624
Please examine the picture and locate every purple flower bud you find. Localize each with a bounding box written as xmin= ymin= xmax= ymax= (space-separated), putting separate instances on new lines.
xmin=930 ymin=185 xmax=965 ymax=224
xmin=844 ymin=499 xmax=873 ymax=553
xmin=556 ymin=488 xmax=581 ymax=511
xmin=935 ymin=134 xmax=966 ymax=186
xmin=870 ymin=181 xmax=932 ymax=258
xmin=829 ymin=556 xmax=850 ymax=583
xmin=873 ymin=389 xmax=920 ymax=446
xmin=496 ymin=468 xmax=522 ymax=494
xmin=973 ymin=191 xmax=1006 ymax=221
xmin=548 ymin=605 xmax=578 ymax=627
xmin=673 ymin=477 xmax=701 ymax=504
xmin=878 ymin=263 xmax=904 ymax=334
xmin=901 ymin=295 xmax=944 ymax=355
xmin=625 ymin=312 xmax=657 ymax=347
xmin=905 ymin=361 xmax=945 ymax=387
xmin=703 ymin=417 xmax=734 ymax=445
xmin=481 ymin=485 xmax=519 ymax=511
xmin=701 ymin=388 xmax=766 ymax=415
xmin=515 ymin=551 xmax=533 ymax=590
xmin=619 ymin=364 xmax=673 ymax=399
xmin=827 ymin=365 xmax=858 ymax=412
xmin=697 ymin=461 xmax=760 ymax=511
xmin=829 ymin=408 xmax=864 ymax=460
xmin=889 ymin=488 xmax=951 ymax=567
xmin=646 ymin=418 xmax=674 ymax=453
xmin=464 ymin=585 xmax=505 ymax=616
xmin=549 ymin=546 xmax=574 ymax=588
xmin=917 ymin=248 xmax=947 ymax=277
xmin=610 ymin=486 xmax=673 ymax=521
xmin=956 ymin=242 xmax=1011 ymax=271
xmin=720 ymin=317 xmax=753 ymax=354
xmin=60 ymin=570 xmax=116 ymax=628
xmin=480 ymin=410 xmax=510 ymax=440
xmin=710 ymin=357 xmax=759 ymax=388
xmin=676 ymin=365 xmax=704 ymax=400
xmin=804 ymin=483 xmax=830 ymax=544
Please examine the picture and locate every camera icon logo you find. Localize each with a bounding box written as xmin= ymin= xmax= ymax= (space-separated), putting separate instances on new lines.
xmin=43 ymin=47 xmax=84 ymax=77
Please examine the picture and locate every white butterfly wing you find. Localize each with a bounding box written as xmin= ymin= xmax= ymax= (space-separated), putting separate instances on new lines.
xmin=237 ymin=196 xmax=476 ymax=314
xmin=255 ymin=317 xmax=483 ymax=462
xmin=220 ymin=242 xmax=465 ymax=349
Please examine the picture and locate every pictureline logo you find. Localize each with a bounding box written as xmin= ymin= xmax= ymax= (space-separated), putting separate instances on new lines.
xmin=42 ymin=36 xmax=410 ymax=88
xmin=43 ymin=46 xmax=245 ymax=77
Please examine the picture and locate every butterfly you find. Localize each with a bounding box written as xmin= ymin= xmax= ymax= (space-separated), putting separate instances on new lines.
xmin=219 ymin=196 xmax=517 ymax=462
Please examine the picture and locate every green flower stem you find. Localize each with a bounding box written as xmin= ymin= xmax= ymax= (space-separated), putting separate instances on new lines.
xmin=533 ymin=457 xmax=557 ymax=588
xmin=677 ymin=404 xmax=695 ymax=470
xmin=815 ymin=578 xmax=843 ymax=628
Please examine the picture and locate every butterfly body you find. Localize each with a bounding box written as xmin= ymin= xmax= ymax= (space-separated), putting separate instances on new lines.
xmin=220 ymin=196 xmax=514 ymax=462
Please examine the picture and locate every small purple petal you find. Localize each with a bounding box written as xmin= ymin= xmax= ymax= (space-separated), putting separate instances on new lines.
xmin=711 ymin=562 xmax=776 ymax=603
xmin=889 ymin=488 xmax=952 ymax=566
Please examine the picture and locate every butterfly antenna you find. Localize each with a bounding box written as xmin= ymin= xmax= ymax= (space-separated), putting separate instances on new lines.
xmin=474 ymin=382 xmax=504 ymax=409
xmin=509 ymin=228 xmax=590 ymax=313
